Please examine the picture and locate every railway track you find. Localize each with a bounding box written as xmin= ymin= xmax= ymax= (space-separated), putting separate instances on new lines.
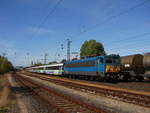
xmin=20 ymin=71 xmax=150 ymax=108
xmin=14 ymin=73 xmax=110 ymax=113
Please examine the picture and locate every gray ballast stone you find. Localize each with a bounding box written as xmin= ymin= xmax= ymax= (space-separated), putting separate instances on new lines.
xmin=20 ymin=74 xmax=150 ymax=113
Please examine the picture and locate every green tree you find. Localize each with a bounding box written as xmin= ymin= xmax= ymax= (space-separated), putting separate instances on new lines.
xmin=0 ymin=56 xmax=14 ymax=74
xmin=32 ymin=62 xmax=43 ymax=66
xmin=80 ymin=40 xmax=105 ymax=57
xmin=60 ymin=59 xmax=66 ymax=63
xmin=48 ymin=61 xmax=57 ymax=64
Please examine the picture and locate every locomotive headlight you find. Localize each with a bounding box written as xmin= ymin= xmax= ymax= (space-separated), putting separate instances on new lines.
xmin=125 ymin=64 xmax=130 ymax=67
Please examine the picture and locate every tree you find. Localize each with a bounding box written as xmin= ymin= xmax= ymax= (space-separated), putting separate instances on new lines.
xmin=80 ymin=40 xmax=105 ymax=58
xmin=32 ymin=62 xmax=43 ymax=66
xmin=0 ymin=56 xmax=14 ymax=74
xmin=60 ymin=59 xmax=66 ymax=63
xmin=48 ymin=61 xmax=57 ymax=64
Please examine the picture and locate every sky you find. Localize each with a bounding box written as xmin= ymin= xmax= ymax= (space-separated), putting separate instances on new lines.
xmin=0 ymin=0 xmax=150 ymax=66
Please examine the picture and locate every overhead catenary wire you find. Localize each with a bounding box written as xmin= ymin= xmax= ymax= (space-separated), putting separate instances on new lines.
xmin=38 ymin=0 xmax=63 ymax=29
xmin=105 ymin=31 xmax=150 ymax=46
xmin=74 ymin=0 xmax=150 ymax=38
xmin=105 ymin=31 xmax=150 ymax=54
xmin=107 ymin=39 xmax=150 ymax=54
xmin=85 ymin=0 xmax=150 ymax=54
xmin=108 ymin=37 xmax=150 ymax=51
xmin=109 ymin=40 xmax=150 ymax=51
xmin=28 ymin=0 xmax=150 ymax=59
xmin=32 ymin=0 xmax=63 ymax=36
xmin=108 ymin=44 xmax=150 ymax=54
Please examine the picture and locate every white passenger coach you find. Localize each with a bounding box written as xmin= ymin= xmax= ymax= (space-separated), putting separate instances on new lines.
xmin=27 ymin=63 xmax=63 ymax=75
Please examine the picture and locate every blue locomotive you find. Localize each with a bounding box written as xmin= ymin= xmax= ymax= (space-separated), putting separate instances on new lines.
xmin=64 ymin=55 xmax=120 ymax=81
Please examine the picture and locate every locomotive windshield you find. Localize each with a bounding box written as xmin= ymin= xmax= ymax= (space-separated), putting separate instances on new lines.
xmin=105 ymin=55 xmax=120 ymax=64
xmin=106 ymin=59 xmax=113 ymax=63
xmin=113 ymin=59 xmax=120 ymax=63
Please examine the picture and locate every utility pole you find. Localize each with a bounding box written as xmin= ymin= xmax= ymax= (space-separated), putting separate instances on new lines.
xmin=26 ymin=53 xmax=30 ymax=66
xmin=67 ymin=39 xmax=72 ymax=61
xmin=31 ymin=61 xmax=34 ymax=66
xmin=44 ymin=53 xmax=48 ymax=64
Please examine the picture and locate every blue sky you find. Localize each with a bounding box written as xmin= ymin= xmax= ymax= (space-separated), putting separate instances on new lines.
xmin=0 ymin=0 xmax=150 ymax=66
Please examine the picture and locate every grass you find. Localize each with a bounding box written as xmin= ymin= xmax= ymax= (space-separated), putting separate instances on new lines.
xmin=0 ymin=107 xmax=9 ymax=113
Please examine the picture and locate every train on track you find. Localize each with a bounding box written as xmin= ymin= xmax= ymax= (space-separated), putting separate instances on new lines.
xmin=29 ymin=63 xmax=63 ymax=75
xmin=26 ymin=53 xmax=150 ymax=82
xmin=27 ymin=54 xmax=120 ymax=82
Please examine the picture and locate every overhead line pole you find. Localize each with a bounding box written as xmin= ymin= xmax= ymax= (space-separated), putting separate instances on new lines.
xmin=67 ymin=39 xmax=72 ymax=61
xmin=44 ymin=53 xmax=48 ymax=64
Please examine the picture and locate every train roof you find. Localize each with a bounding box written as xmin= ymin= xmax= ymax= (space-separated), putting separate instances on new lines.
xmin=65 ymin=55 xmax=119 ymax=64
xmin=65 ymin=55 xmax=120 ymax=64
xmin=65 ymin=56 xmax=98 ymax=64
xmin=29 ymin=63 xmax=63 ymax=69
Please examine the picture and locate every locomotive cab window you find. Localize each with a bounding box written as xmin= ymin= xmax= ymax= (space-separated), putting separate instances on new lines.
xmin=113 ymin=59 xmax=120 ymax=63
xmin=106 ymin=59 xmax=112 ymax=63
xmin=100 ymin=58 xmax=103 ymax=63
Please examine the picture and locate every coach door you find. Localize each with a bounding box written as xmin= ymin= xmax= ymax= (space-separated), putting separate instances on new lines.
xmin=97 ymin=57 xmax=105 ymax=77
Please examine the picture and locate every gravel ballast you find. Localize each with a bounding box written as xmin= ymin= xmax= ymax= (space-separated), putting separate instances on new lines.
xmin=7 ymin=74 xmax=50 ymax=113
xmin=20 ymin=73 xmax=150 ymax=113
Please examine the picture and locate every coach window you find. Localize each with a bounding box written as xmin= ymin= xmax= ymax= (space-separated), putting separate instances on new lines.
xmin=59 ymin=66 xmax=63 ymax=70
xmin=47 ymin=67 xmax=51 ymax=70
xmin=53 ymin=66 xmax=58 ymax=70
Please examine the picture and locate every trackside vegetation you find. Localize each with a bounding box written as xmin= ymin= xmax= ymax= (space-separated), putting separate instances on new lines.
xmin=0 ymin=56 xmax=14 ymax=74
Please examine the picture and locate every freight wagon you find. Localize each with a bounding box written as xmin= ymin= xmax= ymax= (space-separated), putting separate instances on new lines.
xmin=143 ymin=53 xmax=150 ymax=79
xmin=120 ymin=54 xmax=145 ymax=81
